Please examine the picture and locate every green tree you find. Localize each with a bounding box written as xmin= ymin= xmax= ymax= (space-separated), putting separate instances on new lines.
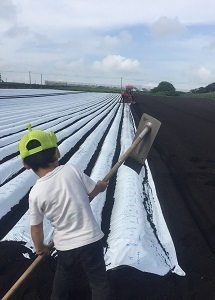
xmin=190 ymin=83 xmax=215 ymax=94
xmin=151 ymin=81 xmax=175 ymax=93
xmin=205 ymin=82 xmax=215 ymax=93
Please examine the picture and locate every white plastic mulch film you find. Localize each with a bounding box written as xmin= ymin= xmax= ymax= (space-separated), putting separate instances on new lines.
xmin=1 ymin=89 xmax=185 ymax=277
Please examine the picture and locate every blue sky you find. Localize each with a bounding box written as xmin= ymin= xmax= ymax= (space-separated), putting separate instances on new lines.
xmin=0 ymin=0 xmax=215 ymax=91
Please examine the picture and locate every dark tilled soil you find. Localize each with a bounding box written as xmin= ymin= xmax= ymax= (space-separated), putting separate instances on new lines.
xmin=1 ymin=94 xmax=215 ymax=299
xmin=131 ymin=94 xmax=215 ymax=299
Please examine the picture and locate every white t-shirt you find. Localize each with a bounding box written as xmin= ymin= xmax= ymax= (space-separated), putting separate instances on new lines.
xmin=29 ymin=164 xmax=104 ymax=251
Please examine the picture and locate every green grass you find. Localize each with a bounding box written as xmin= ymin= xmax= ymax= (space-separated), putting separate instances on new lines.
xmin=0 ymin=82 xmax=121 ymax=94
xmin=181 ymin=92 xmax=215 ymax=99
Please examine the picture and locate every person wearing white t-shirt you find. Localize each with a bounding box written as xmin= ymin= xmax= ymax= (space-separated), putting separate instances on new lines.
xmin=18 ymin=124 xmax=110 ymax=300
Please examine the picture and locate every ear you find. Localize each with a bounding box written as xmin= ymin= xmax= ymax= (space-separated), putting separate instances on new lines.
xmin=23 ymin=161 xmax=31 ymax=170
xmin=55 ymin=148 xmax=60 ymax=159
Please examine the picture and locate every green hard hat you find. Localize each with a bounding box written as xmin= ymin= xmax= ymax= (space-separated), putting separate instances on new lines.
xmin=18 ymin=123 xmax=59 ymax=159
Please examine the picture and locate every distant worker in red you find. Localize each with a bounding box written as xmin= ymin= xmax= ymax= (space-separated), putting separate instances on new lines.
xmin=120 ymin=90 xmax=134 ymax=103
xmin=121 ymin=91 xmax=127 ymax=103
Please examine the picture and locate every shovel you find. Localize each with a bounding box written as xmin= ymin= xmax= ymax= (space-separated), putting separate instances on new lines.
xmin=1 ymin=241 xmax=54 ymax=300
xmin=103 ymin=113 xmax=161 ymax=181
xmin=2 ymin=113 xmax=161 ymax=300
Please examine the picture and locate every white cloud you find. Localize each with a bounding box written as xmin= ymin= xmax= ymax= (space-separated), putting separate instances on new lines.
xmin=0 ymin=0 xmax=17 ymax=20
xmin=0 ymin=0 xmax=18 ymax=33
xmin=196 ymin=66 xmax=214 ymax=82
xmin=92 ymin=55 xmax=140 ymax=74
xmin=151 ymin=17 xmax=186 ymax=39
xmin=12 ymin=0 xmax=215 ymax=30
xmin=182 ymin=65 xmax=214 ymax=87
xmin=205 ymin=40 xmax=215 ymax=51
xmin=5 ymin=25 xmax=29 ymax=38
xmin=101 ymin=31 xmax=132 ymax=50
xmin=1 ymin=0 xmax=215 ymax=90
xmin=66 ymin=59 xmax=84 ymax=71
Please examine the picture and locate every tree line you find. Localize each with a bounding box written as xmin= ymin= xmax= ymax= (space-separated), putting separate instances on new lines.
xmin=190 ymin=82 xmax=215 ymax=94
xmin=149 ymin=81 xmax=215 ymax=96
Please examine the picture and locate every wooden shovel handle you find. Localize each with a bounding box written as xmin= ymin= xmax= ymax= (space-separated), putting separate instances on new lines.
xmin=102 ymin=125 xmax=150 ymax=182
xmin=2 ymin=241 xmax=54 ymax=300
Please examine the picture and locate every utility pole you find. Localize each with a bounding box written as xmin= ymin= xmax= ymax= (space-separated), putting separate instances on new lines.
xmin=120 ymin=77 xmax=122 ymax=91
xmin=41 ymin=73 xmax=43 ymax=88
xmin=29 ymin=71 xmax=31 ymax=87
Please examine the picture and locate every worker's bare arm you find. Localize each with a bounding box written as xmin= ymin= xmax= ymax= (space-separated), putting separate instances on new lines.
xmin=31 ymin=222 xmax=50 ymax=255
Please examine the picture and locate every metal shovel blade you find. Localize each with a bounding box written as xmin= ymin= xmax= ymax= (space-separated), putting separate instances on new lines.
xmin=129 ymin=113 xmax=161 ymax=165
xmin=103 ymin=113 xmax=161 ymax=181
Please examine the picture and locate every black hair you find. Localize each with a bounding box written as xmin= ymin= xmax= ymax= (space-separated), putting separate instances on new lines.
xmin=23 ymin=139 xmax=57 ymax=172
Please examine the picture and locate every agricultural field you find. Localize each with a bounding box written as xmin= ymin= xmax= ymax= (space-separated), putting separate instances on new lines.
xmin=132 ymin=94 xmax=215 ymax=299
xmin=1 ymin=90 xmax=215 ymax=299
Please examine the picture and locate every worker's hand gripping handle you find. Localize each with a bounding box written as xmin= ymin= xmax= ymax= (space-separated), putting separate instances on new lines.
xmin=2 ymin=241 xmax=54 ymax=300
